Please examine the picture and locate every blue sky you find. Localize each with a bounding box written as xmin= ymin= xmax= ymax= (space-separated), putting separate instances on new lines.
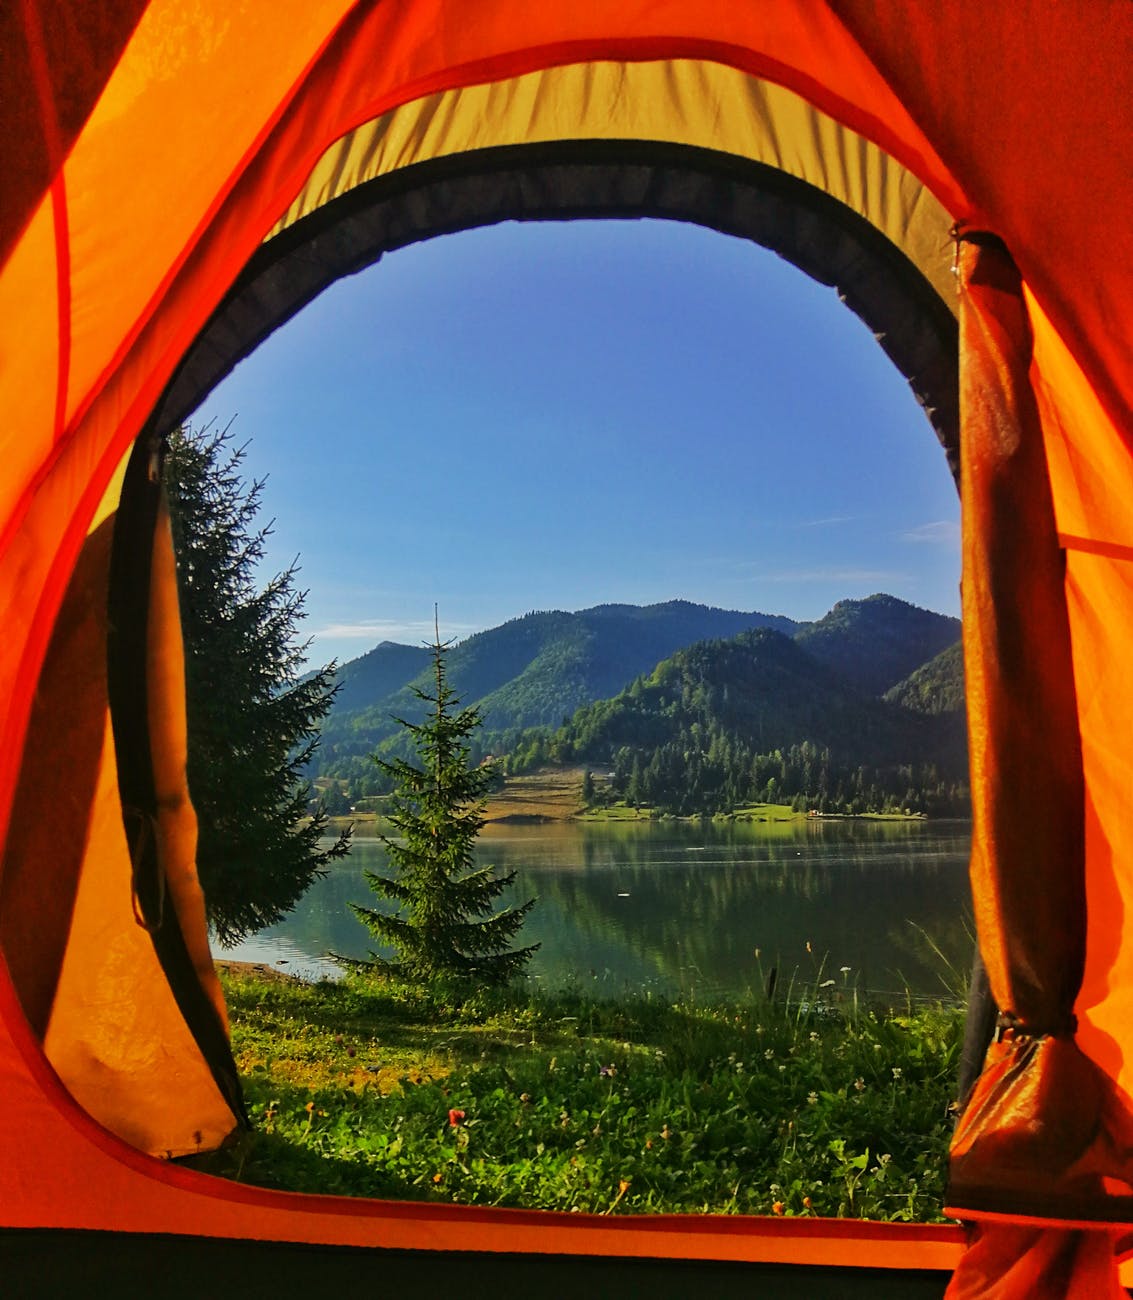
xmin=194 ymin=218 xmax=960 ymax=669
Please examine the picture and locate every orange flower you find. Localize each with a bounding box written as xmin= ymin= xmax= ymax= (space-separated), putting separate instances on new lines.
xmin=619 ymin=1179 xmax=631 ymax=1195
xmin=802 ymin=1196 xmax=812 ymax=1210
xmin=433 ymin=1173 xmax=443 ymax=1184
xmin=772 ymin=1201 xmax=785 ymax=1215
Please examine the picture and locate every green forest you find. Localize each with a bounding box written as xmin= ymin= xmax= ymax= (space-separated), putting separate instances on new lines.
xmin=505 ymin=629 xmax=968 ymax=816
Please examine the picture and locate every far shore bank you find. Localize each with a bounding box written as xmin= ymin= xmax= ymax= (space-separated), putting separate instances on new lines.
xmin=322 ymin=765 xmax=955 ymax=831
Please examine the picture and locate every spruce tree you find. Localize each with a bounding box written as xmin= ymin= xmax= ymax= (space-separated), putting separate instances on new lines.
xmin=352 ymin=622 xmax=538 ymax=983
xmin=165 ymin=423 xmax=350 ymax=945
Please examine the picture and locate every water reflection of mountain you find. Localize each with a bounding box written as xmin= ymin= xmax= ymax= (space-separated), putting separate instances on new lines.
xmin=224 ymin=822 xmax=972 ymax=999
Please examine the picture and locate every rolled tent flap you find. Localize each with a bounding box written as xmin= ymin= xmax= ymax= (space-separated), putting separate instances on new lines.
xmin=0 ymin=443 xmax=243 ymax=1158
xmin=946 ymin=234 xmax=1133 ymax=1284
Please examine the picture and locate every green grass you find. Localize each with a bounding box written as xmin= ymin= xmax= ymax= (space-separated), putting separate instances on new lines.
xmin=197 ymin=971 xmax=963 ymax=1222
xmin=577 ymin=801 xmax=659 ymax=821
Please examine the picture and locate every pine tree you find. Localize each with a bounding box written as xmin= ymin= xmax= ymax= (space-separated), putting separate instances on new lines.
xmin=165 ymin=423 xmax=350 ymax=945
xmin=352 ymin=622 xmax=538 ymax=983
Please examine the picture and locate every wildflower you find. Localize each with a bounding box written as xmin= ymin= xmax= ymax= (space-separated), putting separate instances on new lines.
xmin=433 ymin=1172 xmax=443 ymax=1184
xmin=803 ymin=1196 xmax=812 ymax=1210
xmin=806 ymin=941 xmax=812 ymax=954
xmin=599 ymin=1063 xmax=617 ymax=1078
xmin=764 ymin=1048 xmax=774 ymax=1060
xmin=809 ymin=1031 xmax=820 ymax=1042
xmin=891 ymin=1067 xmax=902 ymax=1079
xmin=448 ymin=1108 xmax=466 ymax=1127
xmin=520 ymin=1093 xmax=531 ymax=1104
xmin=772 ymin=1201 xmax=785 ymax=1215
xmin=807 ymin=1092 xmax=818 ymax=1105
xmin=778 ymin=1064 xmax=786 ymax=1073
xmin=304 ymin=1101 xmax=315 ymax=1113
xmin=755 ymin=1025 xmax=764 ymax=1035
xmin=839 ymin=965 xmax=852 ymax=975
xmin=660 ymin=1124 xmax=672 ymax=1141
xmin=560 ymin=1111 xmax=571 ymax=1127
xmin=645 ymin=1138 xmax=653 ymax=1150
xmin=735 ymin=1061 xmax=745 ymax=1073
xmin=853 ymin=1078 xmax=866 ymax=1092
xmin=820 ymin=979 xmax=835 ymax=988
xmin=619 ymin=1179 xmax=631 ymax=1195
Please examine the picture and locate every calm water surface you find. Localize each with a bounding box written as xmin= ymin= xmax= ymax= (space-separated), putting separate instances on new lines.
xmin=223 ymin=818 xmax=973 ymax=1000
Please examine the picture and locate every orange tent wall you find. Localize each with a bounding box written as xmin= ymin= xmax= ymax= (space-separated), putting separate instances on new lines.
xmin=4 ymin=0 xmax=1133 ymax=1283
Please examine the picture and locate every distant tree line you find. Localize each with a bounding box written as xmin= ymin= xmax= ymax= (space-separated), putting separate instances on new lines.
xmin=507 ymin=729 xmax=967 ymax=817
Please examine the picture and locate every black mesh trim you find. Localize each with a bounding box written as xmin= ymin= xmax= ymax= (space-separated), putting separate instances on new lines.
xmin=154 ymin=139 xmax=958 ymax=480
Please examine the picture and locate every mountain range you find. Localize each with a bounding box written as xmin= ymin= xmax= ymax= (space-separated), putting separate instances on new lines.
xmin=314 ymin=594 xmax=965 ymax=813
xmin=318 ymin=600 xmax=797 ymax=764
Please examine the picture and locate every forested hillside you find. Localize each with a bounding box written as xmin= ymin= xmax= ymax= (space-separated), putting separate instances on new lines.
xmin=508 ymin=626 xmax=969 ymax=816
xmin=316 ymin=600 xmax=797 ymax=788
xmin=883 ymin=641 xmax=965 ymax=715
xmin=794 ymin=594 xmax=960 ymax=696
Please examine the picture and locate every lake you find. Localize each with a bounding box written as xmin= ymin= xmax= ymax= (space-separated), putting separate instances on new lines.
xmin=222 ymin=818 xmax=973 ymax=1001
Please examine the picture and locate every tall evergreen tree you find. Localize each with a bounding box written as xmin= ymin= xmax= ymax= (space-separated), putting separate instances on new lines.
xmin=165 ymin=424 xmax=350 ymax=945
xmin=352 ymin=622 xmax=538 ymax=983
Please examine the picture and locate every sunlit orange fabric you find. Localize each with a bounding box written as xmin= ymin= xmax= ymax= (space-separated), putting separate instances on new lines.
xmin=947 ymin=1222 xmax=1128 ymax=1300
xmin=17 ymin=501 xmax=237 ymax=1156
xmin=945 ymin=237 xmax=1133 ymax=1288
xmin=954 ymin=236 xmax=1084 ymax=1034
xmin=0 ymin=520 xmax=115 ymax=1036
xmin=0 ymin=0 xmax=149 ymax=267
xmin=147 ymin=499 xmax=228 ymax=1031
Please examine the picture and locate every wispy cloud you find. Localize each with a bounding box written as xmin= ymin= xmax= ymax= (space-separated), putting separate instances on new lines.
xmin=794 ymin=514 xmax=865 ymax=530
xmin=901 ymin=520 xmax=960 ymax=546
xmin=312 ymin=618 xmax=481 ymax=644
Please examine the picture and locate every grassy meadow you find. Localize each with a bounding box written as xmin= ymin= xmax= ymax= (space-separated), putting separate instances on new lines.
xmin=199 ymin=968 xmax=964 ymax=1222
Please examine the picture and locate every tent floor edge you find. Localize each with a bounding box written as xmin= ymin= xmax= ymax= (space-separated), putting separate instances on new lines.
xmin=0 ymin=1227 xmax=955 ymax=1299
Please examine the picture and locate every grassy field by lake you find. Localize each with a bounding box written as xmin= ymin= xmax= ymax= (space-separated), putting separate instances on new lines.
xmin=332 ymin=766 xmax=939 ymax=831
xmin=199 ymin=967 xmax=963 ymax=1222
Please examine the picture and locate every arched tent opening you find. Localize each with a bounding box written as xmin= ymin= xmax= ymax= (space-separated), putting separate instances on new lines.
xmin=154 ymin=136 xmax=960 ymax=471
xmin=4 ymin=6 xmax=1133 ymax=1295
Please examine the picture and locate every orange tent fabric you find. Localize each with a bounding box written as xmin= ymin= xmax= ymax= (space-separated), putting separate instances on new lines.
xmin=3 ymin=2 xmax=1133 ymax=1291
